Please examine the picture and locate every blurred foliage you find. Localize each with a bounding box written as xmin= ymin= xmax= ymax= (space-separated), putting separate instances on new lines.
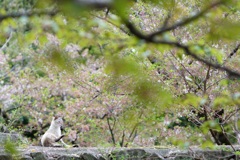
xmin=4 ymin=139 xmax=19 ymax=157
xmin=0 ymin=0 xmax=239 ymax=152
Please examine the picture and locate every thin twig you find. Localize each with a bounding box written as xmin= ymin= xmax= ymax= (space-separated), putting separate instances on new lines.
xmin=206 ymin=76 xmax=227 ymax=90
xmin=221 ymin=108 xmax=240 ymax=125
xmin=0 ymin=30 xmax=13 ymax=51
xmin=93 ymin=14 xmax=130 ymax=35
xmin=166 ymin=52 xmax=191 ymax=93
xmin=203 ymin=65 xmax=211 ymax=94
xmin=169 ymin=51 xmax=203 ymax=91
xmin=219 ymin=125 xmax=236 ymax=151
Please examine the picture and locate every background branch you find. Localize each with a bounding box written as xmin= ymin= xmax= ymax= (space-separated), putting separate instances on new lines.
xmin=125 ymin=21 xmax=240 ymax=78
xmin=148 ymin=1 xmax=223 ymax=38
xmin=0 ymin=9 xmax=58 ymax=22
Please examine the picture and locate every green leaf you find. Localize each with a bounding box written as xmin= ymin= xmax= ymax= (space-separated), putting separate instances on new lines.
xmin=133 ymin=80 xmax=172 ymax=106
xmin=183 ymin=94 xmax=202 ymax=107
xmin=44 ymin=47 xmax=75 ymax=73
xmin=201 ymin=140 xmax=215 ymax=149
xmin=235 ymin=151 xmax=240 ymax=156
xmin=201 ymin=120 xmax=221 ymax=134
xmin=113 ymin=0 xmax=133 ymax=19
xmin=209 ymin=21 xmax=240 ymax=40
xmin=213 ymin=96 xmax=233 ymax=108
xmin=105 ymin=55 xmax=140 ymax=76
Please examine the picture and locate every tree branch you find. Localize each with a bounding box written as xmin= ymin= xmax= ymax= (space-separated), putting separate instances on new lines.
xmin=92 ymin=14 xmax=130 ymax=35
xmin=125 ymin=22 xmax=240 ymax=78
xmin=0 ymin=9 xmax=58 ymax=23
xmin=169 ymin=51 xmax=203 ymax=92
xmin=75 ymin=0 xmax=112 ymax=9
xmin=174 ymin=43 xmax=240 ymax=78
xmin=223 ymin=43 xmax=240 ymax=65
xmin=219 ymin=125 xmax=236 ymax=151
xmin=227 ymin=43 xmax=240 ymax=59
xmin=107 ymin=117 xmax=116 ymax=146
xmin=203 ymin=65 xmax=211 ymax=94
xmin=123 ymin=0 xmax=240 ymax=78
xmin=148 ymin=1 xmax=223 ymax=39
xmin=166 ymin=53 xmax=191 ymax=93
xmin=0 ymin=30 xmax=13 ymax=51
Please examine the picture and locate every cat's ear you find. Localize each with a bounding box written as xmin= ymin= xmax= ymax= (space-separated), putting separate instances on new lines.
xmin=54 ymin=115 xmax=62 ymax=121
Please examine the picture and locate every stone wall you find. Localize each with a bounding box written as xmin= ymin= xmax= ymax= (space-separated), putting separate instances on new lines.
xmin=0 ymin=146 xmax=239 ymax=160
xmin=0 ymin=133 xmax=22 ymax=144
xmin=0 ymin=133 xmax=239 ymax=160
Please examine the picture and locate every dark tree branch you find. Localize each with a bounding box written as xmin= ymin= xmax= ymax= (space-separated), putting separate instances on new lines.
xmin=162 ymin=12 xmax=172 ymax=30
xmin=124 ymin=123 xmax=138 ymax=147
xmin=203 ymin=65 xmax=211 ymax=94
xmin=123 ymin=0 xmax=240 ymax=78
xmin=201 ymin=105 xmax=221 ymax=145
xmin=105 ymin=8 xmax=110 ymax=18
xmin=75 ymin=0 xmax=112 ymax=9
xmin=107 ymin=117 xmax=116 ymax=146
xmin=0 ymin=108 xmax=10 ymax=124
xmin=223 ymin=43 xmax=240 ymax=65
xmin=120 ymin=130 xmax=125 ymax=147
xmin=0 ymin=9 xmax=58 ymax=23
xmin=219 ymin=125 xmax=235 ymax=151
xmin=174 ymin=43 xmax=240 ymax=78
xmin=125 ymin=20 xmax=240 ymax=78
xmin=227 ymin=43 xmax=240 ymax=59
xmin=147 ymin=1 xmax=223 ymax=39
xmin=89 ymin=91 xmax=102 ymax=103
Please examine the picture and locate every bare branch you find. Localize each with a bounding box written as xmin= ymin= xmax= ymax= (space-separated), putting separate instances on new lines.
xmin=169 ymin=51 xmax=203 ymax=92
xmin=227 ymin=43 xmax=240 ymax=59
xmin=93 ymin=14 xmax=130 ymax=35
xmin=120 ymin=130 xmax=125 ymax=147
xmin=203 ymin=65 xmax=211 ymax=94
xmin=0 ymin=30 xmax=13 ymax=68
xmin=219 ymin=125 xmax=236 ymax=151
xmin=223 ymin=43 xmax=240 ymax=65
xmin=0 ymin=30 xmax=13 ymax=51
xmin=206 ymin=76 xmax=227 ymax=90
xmin=148 ymin=1 xmax=223 ymax=38
xmin=161 ymin=12 xmax=172 ymax=30
xmin=166 ymin=53 xmax=191 ymax=93
xmin=222 ymin=108 xmax=240 ymax=125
